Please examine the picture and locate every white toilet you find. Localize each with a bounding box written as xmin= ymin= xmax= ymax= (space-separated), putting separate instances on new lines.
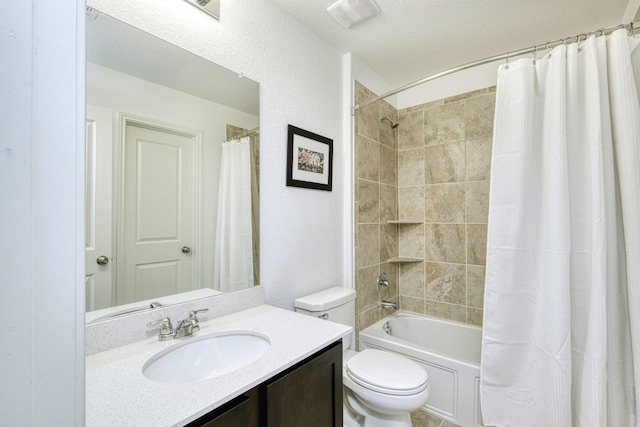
xmin=294 ymin=287 xmax=429 ymax=427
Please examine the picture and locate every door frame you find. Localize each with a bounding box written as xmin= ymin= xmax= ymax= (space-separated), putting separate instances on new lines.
xmin=115 ymin=113 xmax=203 ymax=302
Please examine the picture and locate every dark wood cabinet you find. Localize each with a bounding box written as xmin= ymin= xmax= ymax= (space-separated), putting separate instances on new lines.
xmin=186 ymin=340 xmax=342 ymax=427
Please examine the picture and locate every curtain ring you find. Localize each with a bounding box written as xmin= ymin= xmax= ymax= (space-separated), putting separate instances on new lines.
xmin=532 ymin=45 xmax=538 ymax=64
xmin=504 ymin=52 xmax=510 ymax=70
xmin=545 ymin=42 xmax=551 ymax=58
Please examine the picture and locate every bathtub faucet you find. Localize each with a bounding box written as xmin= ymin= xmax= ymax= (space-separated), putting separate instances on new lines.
xmin=380 ymin=300 xmax=398 ymax=310
xmin=377 ymin=273 xmax=390 ymax=293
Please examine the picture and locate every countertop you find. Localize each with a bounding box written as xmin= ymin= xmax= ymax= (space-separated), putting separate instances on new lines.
xmin=86 ymin=304 xmax=351 ymax=426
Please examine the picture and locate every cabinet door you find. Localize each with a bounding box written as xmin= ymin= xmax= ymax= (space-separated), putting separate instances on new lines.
xmin=186 ymin=387 xmax=259 ymax=427
xmin=265 ymin=341 xmax=342 ymax=427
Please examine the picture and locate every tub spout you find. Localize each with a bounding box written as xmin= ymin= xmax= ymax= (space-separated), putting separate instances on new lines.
xmin=380 ymin=300 xmax=397 ymax=310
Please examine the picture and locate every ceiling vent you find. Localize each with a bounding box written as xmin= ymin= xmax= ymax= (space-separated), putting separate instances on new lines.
xmin=327 ymin=0 xmax=381 ymax=29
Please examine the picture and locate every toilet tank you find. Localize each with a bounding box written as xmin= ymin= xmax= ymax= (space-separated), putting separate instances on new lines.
xmin=294 ymin=287 xmax=356 ymax=349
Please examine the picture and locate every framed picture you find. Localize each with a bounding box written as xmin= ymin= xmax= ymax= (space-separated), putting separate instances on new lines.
xmin=286 ymin=125 xmax=333 ymax=191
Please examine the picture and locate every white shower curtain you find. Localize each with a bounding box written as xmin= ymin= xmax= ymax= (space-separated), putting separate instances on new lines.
xmin=481 ymin=29 xmax=640 ymax=426
xmin=213 ymin=137 xmax=254 ymax=292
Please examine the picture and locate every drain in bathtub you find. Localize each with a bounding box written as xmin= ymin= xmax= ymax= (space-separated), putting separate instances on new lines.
xmin=383 ymin=321 xmax=392 ymax=335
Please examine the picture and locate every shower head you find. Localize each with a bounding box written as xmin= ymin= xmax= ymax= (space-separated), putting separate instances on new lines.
xmin=380 ymin=116 xmax=399 ymax=129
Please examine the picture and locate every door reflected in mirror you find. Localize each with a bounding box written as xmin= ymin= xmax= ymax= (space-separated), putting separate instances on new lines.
xmin=85 ymin=9 xmax=259 ymax=323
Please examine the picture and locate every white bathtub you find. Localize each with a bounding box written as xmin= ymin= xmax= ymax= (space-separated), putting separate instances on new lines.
xmin=359 ymin=311 xmax=483 ymax=427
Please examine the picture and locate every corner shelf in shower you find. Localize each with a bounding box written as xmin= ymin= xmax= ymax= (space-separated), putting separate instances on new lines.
xmin=387 ymin=256 xmax=423 ymax=263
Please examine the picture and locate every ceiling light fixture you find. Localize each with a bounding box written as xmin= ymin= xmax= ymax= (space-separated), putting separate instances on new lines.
xmin=182 ymin=0 xmax=220 ymax=20
xmin=327 ymin=0 xmax=381 ymax=29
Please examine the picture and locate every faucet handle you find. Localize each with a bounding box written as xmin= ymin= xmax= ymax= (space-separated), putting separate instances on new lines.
xmin=186 ymin=309 xmax=208 ymax=334
xmin=147 ymin=317 xmax=174 ymax=341
xmin=188 ymin=308 xmax=209 ymax=319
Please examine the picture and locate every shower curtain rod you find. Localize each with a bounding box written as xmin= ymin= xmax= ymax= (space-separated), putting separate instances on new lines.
xmin=352 ymin=20 xmax=640 ymax=112
xmin=225 ymin=126 xmax=260 ymax=142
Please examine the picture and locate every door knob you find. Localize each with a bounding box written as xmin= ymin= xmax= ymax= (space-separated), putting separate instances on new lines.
xmin=96 ymin=255 xmax=109 ymax=265
xmin=181 ymin=246 xmax=191 ymax=254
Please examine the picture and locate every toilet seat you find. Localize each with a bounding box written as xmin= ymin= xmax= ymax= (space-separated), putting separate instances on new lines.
xmin=345 ymin=349 xmax=428 ymax=396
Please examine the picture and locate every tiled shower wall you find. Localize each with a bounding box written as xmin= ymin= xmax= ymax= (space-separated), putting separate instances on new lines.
xmin=354 ymin=82 xmax=401 ymax=337
xmin=354 ymin=81 xmax=495 ymax=338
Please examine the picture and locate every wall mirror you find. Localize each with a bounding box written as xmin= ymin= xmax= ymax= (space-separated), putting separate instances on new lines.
xmin=85 ymin=9 xmax=260 ymax=323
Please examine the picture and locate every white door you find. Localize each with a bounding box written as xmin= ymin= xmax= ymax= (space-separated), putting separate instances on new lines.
xmin=118 ymin=122 xmax=196 ymax=304
xmin=85 ymin=105 xmax=114 ymax=310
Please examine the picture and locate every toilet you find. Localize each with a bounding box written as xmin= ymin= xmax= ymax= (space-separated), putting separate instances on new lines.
xmin=294 ymin=287 xmax=429 ymax=427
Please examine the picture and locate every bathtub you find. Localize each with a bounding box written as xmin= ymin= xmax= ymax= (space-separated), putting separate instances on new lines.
xmin=359 ymin=311 xmax=483 ymax=427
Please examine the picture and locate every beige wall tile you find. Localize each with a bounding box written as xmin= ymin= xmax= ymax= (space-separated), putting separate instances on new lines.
xmin=425 ymin=300 xmax=466 ymax=322
xmin=400 ymin=295 xmax=425 ymax=314
xmin=467 ymin=224 xmax=487 ymax=265
xmin=398 ymin=147 xmax=425 ymax=187
xmin=465 ymin=93 xmax=495 ymax=140
xmin=399 ymin=223 xmax=425 ymax=259
xmin=425 ymin=223 xmax=466 ymax=263
xmin=357 ymin=264 xmax=380 ymax=313
xmin=398 ymin=110 xmax=423 ymax=150
xmin=354 ymin=81 xmax=371 ymax=104
xmin=400 ymin=98 xmax=443 ymax=115
xmin=357 ymin=223 xmax=379 ymax=268
xmin=465 ymin=180 xmax=490 ymax=224
xmin=424 ymin=102 xmax=465 ymax=146
xmin=425 ymin=141 xmax=465 ymax=184
xmin=425 ymin=183 xmax=465 ymax=223
xmin=380 ymin=144 xmax=397 ymax=186
xmin=467 ymin=308 xmax=483 ymax=326
xmin=399 ymin=262 xmax=425 ymax=298
xmin=357 ymin=101 xmax=380 ymax=141
xmin=355 ymin=81 xmax=495 ymax=326
xmin=357 ymin=179 xmax=379 ymax=223
xmin=398 ymin=186 xmax=425 ymax=221
xmin=426 ymin=262 xmax=466 ymax=305
xmin=356 ymin=134 xmax=379 ymax=181
xmin=379 ymin=183 xmax=397 ymax=223
xmin=466 ymin=137 xmax=492 ymax=181
xmin=380 ymin=223 xmax=398 ymax=264
xmin=445 ymin=88 xmax=489 ymax=103
xmin=357 ymin=306 xmax=380 ymax=337
xmin=467 ymin=265 xmax=485 ymax=308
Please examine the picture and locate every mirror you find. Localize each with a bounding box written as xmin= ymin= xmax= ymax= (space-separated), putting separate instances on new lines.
xmin=85 ymin=9 xmax=260 ymax=323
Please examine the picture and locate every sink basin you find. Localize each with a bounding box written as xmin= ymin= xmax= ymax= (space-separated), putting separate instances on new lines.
xmin=142 ymin=331 xmax=270 ymax=384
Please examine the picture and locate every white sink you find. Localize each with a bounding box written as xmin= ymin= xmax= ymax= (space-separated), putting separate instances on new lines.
xmin=142 ymin=331 xmax=270 ymax=384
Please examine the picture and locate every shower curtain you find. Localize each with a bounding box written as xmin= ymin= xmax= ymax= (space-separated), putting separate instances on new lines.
xmin=213 ymin=137 xmax=254 ymax=292
xmin=481 ymin=29 xmax=640 ymax=426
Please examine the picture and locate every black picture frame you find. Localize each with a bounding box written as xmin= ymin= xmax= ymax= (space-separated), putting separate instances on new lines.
xmin=286 ymin=125 xmax=333 ymax=191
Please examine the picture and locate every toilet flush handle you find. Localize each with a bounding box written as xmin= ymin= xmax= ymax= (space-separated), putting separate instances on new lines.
xmin=318 ymin=313 xmax=329 ymax=320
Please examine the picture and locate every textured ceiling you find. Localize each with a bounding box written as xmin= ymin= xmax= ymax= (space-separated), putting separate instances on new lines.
xmin=268 ymin=0 xmax=637 ymax=87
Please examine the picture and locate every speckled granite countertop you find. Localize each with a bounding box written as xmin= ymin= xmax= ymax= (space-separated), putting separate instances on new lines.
xmin=86 ymin=304 xmax=351 ymax=427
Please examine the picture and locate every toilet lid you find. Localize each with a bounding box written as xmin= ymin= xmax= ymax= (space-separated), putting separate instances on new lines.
xmin=345 ymin=349 xmax=428 ymax=396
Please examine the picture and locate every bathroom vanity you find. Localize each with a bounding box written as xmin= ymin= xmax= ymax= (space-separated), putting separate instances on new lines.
xmin=187 ymin=341 xmax=342 ymax=426
xmin=85 ymin=304 xmax=350 ymax=426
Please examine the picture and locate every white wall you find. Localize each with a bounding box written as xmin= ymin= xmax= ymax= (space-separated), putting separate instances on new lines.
xmin=1 ymin=0 xmax=84 ymax=425
xmin=87 ymin=62 xmax=258 ymax=290
xmin=86 ymin=0 xmax=346 ymax=308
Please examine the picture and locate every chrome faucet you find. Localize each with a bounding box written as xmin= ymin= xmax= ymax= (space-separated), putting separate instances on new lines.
xmin=380 ymin=300 xmax=398 ymax=310
xmin=147 ymin=308 xmax=209 ymax=341
xmin=377 ymin=273 xmax=390 ymax=293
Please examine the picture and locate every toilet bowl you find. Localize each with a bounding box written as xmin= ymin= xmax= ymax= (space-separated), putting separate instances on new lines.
xmin=343 ymin=348 xmax=429 ymax=427
xmin=294 ymin=287 xmax=430 ymax=427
